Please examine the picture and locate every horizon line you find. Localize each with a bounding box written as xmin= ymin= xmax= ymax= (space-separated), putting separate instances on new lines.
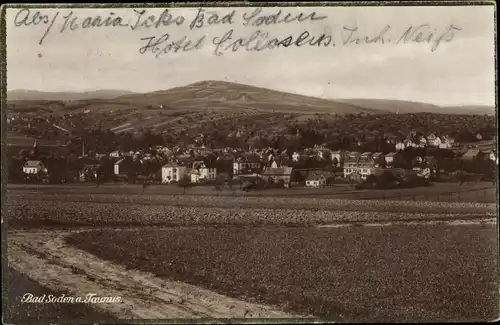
xmin=6 ymin=80 xmax=496 ymax=108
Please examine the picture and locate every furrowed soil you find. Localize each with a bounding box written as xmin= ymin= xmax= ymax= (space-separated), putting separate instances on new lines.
xmin=6 ymin=189 xmax=496 ymax=229
xmin=66 ymin=224 xmax=499 ymax=323
xmin=5 ymin=187 xmax=499 ymax=322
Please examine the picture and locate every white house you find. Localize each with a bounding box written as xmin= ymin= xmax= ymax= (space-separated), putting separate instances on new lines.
xmin=114 ymin=159 xmax=124 ymax=175
xmin=190 ymin=161 xmax=217 ymax=183
xmin=23 ymin=160 xmax=46 ymax=174
xmin=233 ymin=156 xmax=261 ymax=175
xmin=384 ymin=152 xmax=397 ymax=167
xmin=305 ymin=172 xmax=327 ymax=188
xmin=395 ymin=141 xmax=406 ymax=151
xmin=343 ymin=158 xmax=359 ymax=178
xmin=403 ymin=139 xmax=417 ymax=148
xmin=428 ymin=135 xmax=442 ymax=147
xmin=109 ymin=151 xmax=121 ymax=158
xmin=427 ymin=133 xmax=438 ymax=146
xmin=438 ymin=136 xmax=454 ymax=149
xmin=357 ymin=157 xmax=376 ymax=180
xmin=331 ymin=151 xmax=342 ymax=165
xmin=161 ymin=163 xmax=187 ymax=184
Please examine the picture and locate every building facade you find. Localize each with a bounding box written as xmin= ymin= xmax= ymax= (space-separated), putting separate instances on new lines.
xmin=161 ymin=164 xmax=188 ymax=183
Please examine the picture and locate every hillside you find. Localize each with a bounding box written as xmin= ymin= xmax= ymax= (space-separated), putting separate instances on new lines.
xmin=7 ymin=81 xmax=495 ymax=138
xmin=8 ymin=81 xmax=494 ymax=115
xmin=113 ymin=80 xmax=381 ymax=115
xmin=7 ymin=89 xmax=135 ymax=101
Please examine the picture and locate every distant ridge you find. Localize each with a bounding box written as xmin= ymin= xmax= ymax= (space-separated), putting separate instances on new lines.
xmin=7 ymin=81 xmax=495 ymax=115
xmin=7 ymin=89 xmax=136 ymax=101
xmin=336 ymin=99 xmax=495 ymax=115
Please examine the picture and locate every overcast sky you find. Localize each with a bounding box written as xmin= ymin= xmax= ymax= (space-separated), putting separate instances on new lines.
xmin=6 ymin=5 xmax=495 ymax=106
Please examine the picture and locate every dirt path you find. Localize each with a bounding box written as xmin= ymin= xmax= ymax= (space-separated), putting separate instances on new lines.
xmin=7 ymin=230 xmax=306 ymax=320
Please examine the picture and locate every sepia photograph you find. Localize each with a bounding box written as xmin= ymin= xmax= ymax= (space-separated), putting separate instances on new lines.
xmin=2 ymin=2 xmax=499 ymax=323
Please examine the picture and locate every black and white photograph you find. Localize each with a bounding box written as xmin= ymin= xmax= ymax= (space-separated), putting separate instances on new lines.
xmin=2 ymin=2 xmax=499 ymax=323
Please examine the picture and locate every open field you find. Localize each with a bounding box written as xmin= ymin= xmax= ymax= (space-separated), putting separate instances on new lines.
xmin=8 ymin=231 xmax=303 ymax=321
xmin=6 ymin=190 xmax=496 ymax=229
xmin=65 ymin=223 xmax=499 ymax=322
xmin=6 ymin=181 xmax=497 ymax=202
xmin=6 ymin=183 xmax=497 ymax=322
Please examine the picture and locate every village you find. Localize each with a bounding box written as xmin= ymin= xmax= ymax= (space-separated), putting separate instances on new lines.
xmin=14 ymin=129 xmax=497 ymax=190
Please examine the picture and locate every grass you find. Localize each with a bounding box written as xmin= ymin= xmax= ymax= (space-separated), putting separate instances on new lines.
xmin=66 ymin=224 xmax=499 ymax=322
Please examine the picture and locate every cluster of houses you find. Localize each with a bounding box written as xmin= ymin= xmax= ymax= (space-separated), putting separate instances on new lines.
xmin=394 ymin=133 xmax=456 ymax=150
xmin=160 ymin=161 xmax=217 ymax=184
xmin=20 ymin=131 xmax=498 ymax=187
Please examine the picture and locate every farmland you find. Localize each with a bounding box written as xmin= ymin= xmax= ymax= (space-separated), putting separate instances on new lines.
xmin=66 ymin=224 xmax=499 ymax=322
xmin=6 ymin=181 xmax=497 ymax=202
xmin=6 ymin=185 xmax=496 ymax=229
xmin=5 ymin=185 xmax=498 ymax=322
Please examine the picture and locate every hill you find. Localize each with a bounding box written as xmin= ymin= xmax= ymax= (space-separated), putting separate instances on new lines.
xmin=8 ymin=81 xmax=494 ymax=115
xmin=112 ymin=80 xmax=381 ymax=114
xmin=7 ymin=81 xmax=495 ymax=138
xmin=7 ymin=89 xmax=135 ymax=101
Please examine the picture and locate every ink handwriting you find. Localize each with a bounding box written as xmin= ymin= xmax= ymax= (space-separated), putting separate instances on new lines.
xmin=241 ymin=8 xmax=328 ymax=27
xmin=11 ymin=8 xmax=462 ymax=54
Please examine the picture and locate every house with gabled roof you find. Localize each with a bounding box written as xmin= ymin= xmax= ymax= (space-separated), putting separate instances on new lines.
xmin=261 ymin=167 xmax=293 ymax=188
xmin=233 ymin=154 xmax=262 ymax=175
xmin=384 ymin=152 xmax=398 ymax=168
xmin=305 ymin=171 xmax=327 ymax=188
xmin=190 ymin=161 xmax=217 ymax=183
xmin=330 ymin=150 xmax=342 ymax=165
xmin=361 ymin=152 xmax=372 ymax=158
xmin=23 ymin=160 xmax=46 ymax=175
xmin=439 ymin=135 xmax=454 ymax=149
xmin=357 ymin=156 xmax=376 ymax=180
xmin=161 ymin=162 xmax=187 ymax=183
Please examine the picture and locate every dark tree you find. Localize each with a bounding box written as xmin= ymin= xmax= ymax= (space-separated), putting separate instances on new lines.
xmin=178 ymin=175 xmax=192 ymax=194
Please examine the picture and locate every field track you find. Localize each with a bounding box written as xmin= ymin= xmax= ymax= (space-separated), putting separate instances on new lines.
xmin=8 ymin=230 xmax=307 ymax=320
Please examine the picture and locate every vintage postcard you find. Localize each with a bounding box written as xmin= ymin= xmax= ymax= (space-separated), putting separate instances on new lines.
xmin=2 ymin=2 xmax=498 ymax=324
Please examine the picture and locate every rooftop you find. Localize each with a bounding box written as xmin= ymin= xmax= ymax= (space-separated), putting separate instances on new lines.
xmin=24 ymin=160 xmax=42 ymax=167
xmin=262 ymin=167 xmax=293 ymax=176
